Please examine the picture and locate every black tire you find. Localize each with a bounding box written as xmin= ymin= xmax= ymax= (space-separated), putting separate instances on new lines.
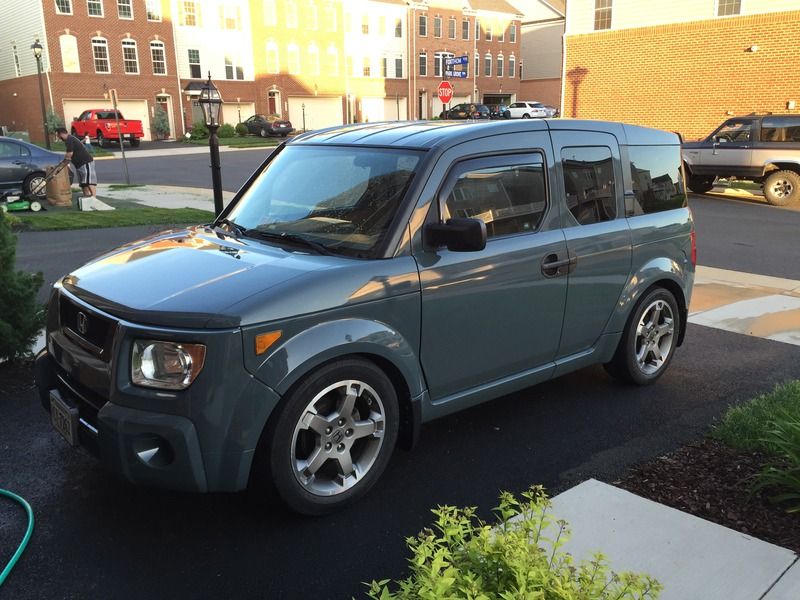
xmin=24 ymin=173 xmax=47 ymax=198
xmin=522 ymin=113 xmax=530 ymax=119
xmin=257 ymin=358 xmax=399 ymax=515
xmin=763 ymin=170 xmax=800 ymax=206
xmin=130 ymin=136 xmax=140 ymax=147
xmin=260 ymin=128 xmax=269 ymax=138
xmin=96 ymin=131 xmax=107 ymax=148
xmin=604 ymin=287 xmax=681 ymax=386
xmin=281 ymin=133 xmax=288 ymax=138
xmin=687 ymin=175 xmax=715 ymax=194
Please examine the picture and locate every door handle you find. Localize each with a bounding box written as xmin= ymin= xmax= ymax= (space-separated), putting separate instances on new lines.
xmin=541 ymin=254 xmax=577 ymax=277
xmin=12 ymin=160 xmax=26 ymax=165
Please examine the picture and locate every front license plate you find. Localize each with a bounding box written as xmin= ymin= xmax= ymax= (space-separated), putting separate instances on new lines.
xmin=50 ymin=390 xmax=79 ymax=447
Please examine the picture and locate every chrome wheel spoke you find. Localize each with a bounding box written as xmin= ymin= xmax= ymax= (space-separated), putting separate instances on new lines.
xmin=352 ymin=416 xmax=383 ymax=440
xmin=336 ymin=450 xmax=354 ymax=477
xmin=339 ymin=383 xmax=360 ymax=418
xmin=634 ymin=297 xmax=675 ymax=375
xmin=298 ymin=446 xmax=327 ymax=480
xmin=300 ymin=411 xmax=330 ymax=435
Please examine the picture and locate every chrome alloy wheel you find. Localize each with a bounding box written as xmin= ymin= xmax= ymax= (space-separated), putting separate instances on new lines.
xmin=768 ymin=177 xmax=794 ymax=200
xmin=290 ymin=379 xmax=386 ymax=496
xmin=634 ymin=299 xmax=675 ymax=375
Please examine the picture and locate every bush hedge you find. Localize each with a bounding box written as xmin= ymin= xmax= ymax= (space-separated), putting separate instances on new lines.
xmin=218 ymin=123 xmax=236 ymax=138
xmin=235 ymin=123 xmax=249 ymax=137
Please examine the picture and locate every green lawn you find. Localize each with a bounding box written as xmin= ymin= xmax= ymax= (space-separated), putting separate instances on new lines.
xmin=182 ymin=136 xmax=281 ymax=148
xmin=11 ymin=207 xmax=214 ymax=232
xmin=34 ymin=140 xmax=114 ymax=157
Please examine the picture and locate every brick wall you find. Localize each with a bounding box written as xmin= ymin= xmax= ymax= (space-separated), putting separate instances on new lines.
xmin=0 ymin=75 xmax=49 ymax=138
xmin=519 ymin=77 xmax=561 ymax=106
xmin=563 ymin=10 xmax=800 ymax=140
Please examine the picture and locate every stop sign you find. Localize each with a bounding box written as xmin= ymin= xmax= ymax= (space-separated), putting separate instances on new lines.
xmin=437 ymin=81 xmax=454 ymax=104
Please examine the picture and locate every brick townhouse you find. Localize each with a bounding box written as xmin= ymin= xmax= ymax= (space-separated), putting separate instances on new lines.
xmin=563 ymin=0 xmax=800 ymax=140
xmin=0 ymin=0 xmax=184 ymax=143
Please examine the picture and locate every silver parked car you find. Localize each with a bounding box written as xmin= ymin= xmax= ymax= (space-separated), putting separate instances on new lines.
xmin=505 ymin=102 xmax=548 ymax=119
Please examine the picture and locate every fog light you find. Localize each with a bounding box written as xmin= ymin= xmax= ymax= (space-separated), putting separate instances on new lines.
xmin=132 ymin=434 xmax=174 ymax=468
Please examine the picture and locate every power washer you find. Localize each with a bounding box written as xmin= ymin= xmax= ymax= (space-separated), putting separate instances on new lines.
xmin=0 ymin=489 xmax=34 ymax=588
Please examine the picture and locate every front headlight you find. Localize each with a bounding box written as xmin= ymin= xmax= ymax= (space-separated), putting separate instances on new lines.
xmin=131 ymin=340 xmax=206 ymax=390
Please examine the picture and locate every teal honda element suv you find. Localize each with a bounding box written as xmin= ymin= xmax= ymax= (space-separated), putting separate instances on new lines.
xmin=36 ymin=119 xmax=695 ymax=514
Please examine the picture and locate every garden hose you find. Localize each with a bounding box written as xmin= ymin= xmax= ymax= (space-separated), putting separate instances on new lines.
xmin=0 ymin=489 xmax=34 ymax=588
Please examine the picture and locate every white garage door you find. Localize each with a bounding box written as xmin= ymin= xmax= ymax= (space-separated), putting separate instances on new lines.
xmin=62 ymin=98 xmax=152 ymax=141
xmin=287 ymin=97 xmax=343 ymax=131
xmin=361 ymin=97 xmax=384 ymax=123
xmin=222 ymin=103 xmax=255 ymax=126
xmin=383 ymin=97 xmax=407 ymax=121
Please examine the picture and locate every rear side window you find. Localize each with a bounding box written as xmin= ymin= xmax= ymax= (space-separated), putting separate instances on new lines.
xmin=561 ymin=146 xmax=616 ymax=225
xmin=627 ymin=145 xmax=686 ymax=216
xmin=761 ymin=116 xmax=800 ymax=142
xmin=443 ymin=154 xmax=547 ymax=238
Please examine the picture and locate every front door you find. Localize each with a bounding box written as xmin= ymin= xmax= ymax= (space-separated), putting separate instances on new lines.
xmin=268 ymin=90 xmax=280 ymax=116
xmin=416 ymin=135 xmax=568 ymax=404
xmin=696 ymin=119 xmax=754 ymax=176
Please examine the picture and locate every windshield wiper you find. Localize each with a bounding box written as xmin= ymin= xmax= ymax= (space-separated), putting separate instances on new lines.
xmin=244 ymin=229 xmax=333 ymax=256
xmin=214 ymin=218 xmax=247 ymax=238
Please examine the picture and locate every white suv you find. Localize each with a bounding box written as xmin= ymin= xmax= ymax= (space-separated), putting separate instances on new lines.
xmin=506 ymin=102 xmax=548 ymax=119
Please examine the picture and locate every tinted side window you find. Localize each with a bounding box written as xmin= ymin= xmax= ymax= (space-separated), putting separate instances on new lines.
xmin=714 ymin=120 xmax=752 ymax=143
xmin=0 ymin=141 xmax=27 ymax=157
xmin=561 ymin=146 xmax=616 ymax=225
xmin=443 ymin=155 xmax=547 ymax=238
xmin=761 ymin=116 xmax=800 ymax=142
xmin=627 ymin=145 xmax=686 ymax=216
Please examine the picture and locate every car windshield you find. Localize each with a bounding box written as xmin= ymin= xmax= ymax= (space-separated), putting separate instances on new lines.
xmin=225 ymin=145 xmax=422 ymax=258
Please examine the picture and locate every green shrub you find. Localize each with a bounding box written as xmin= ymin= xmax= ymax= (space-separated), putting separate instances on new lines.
xmin=152 ymin=105 xmax=170 ymax=139
xmin=367 ymin=486 xmax=662 ymax=600
xmin=753 ymin=411 xmax=800 ymax=512
xmin=0 ymin=210 xmax=46 ymax=361
xmin=218 ymin=123 xmax=235 ymax=138
xmin=190 ymin=120 xmax=209 ymax=139
xmin=46 ymin=106 xmax=65 ymax=133
xmin=235 ymin=122 xmax=249 ymax=137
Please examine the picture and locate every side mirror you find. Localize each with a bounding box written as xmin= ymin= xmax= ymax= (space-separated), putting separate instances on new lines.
xmin=424 ymin=218 xmax=487 ymax=252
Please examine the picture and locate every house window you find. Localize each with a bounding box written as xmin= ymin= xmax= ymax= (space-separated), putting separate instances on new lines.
xmin=362 ymin=14 xmax=369 ymax=34
xmin=509 ymin=23 xmax=516 ymax=43
xmin=286 ymin=3 xmax=297 ymax=27
xmin=117 ymin=0 xmax=132 ymax=19
xmin=485 ymin=24 xmax=492 ymax=41
xmin=220 ymin=6 xmax=240 ymax=30
xmin=484 ymin=52 xmax=491 ymax=76
xmin=594 ymin=0 xmax=612 ymax=30
xmin=224 ymin=56 xmax=243 ymax=80
xmin=418 ymin=52 xmax=427 ymax=76
xmin=266 ymin=42 xmax=279 ymax=73
xmin=182 ymin=1 xmax=198 ymax=26
xmin=474 ymin=52 xmax=479 ymax=77
xmin=150 ymin=41 xmax=166 ymax=74
xmin=433 ymin=16 xmax=441 ymax=37
xmin=59 ymin=33 xmax=81 ymax=72
xmin=496 ymin=54 xmax=503 ymax=77
xmin=288 ymin=44 xmax=300 ymax=74
xmin=308 ymin=44 xmax=320 ymax=76
xmin=363 ymin=56 xmax=371 ymax=77
xmin=327 ymin=45 xmax=338 ymax=75
xmin=418 ymin=14 xmax=427 ymax=36
xmin=55 ymin=0 xmax=72 ymax=14
xmin=462 ymin=18 xmax=469 ymax=40
xmin=508 ymin=55 xmax=515 ymax=78
xmin=382 ymin=57 xmax=388 ymax=78
xmin=307 ymin=2 xmax=318 ymax=29
xmin=717 ymin=0 xmax=741 ymax=16
xmin=122 ymin=39 xmax=138 ymax=73
xmin=434 ymin=51 xmax=453 ymax=78
xmin=263 ymin=0 xmax=276 ymax=25
xmin=87 ymin=0 xmax=103 ymax=17
xmin=395 ymin=18 xmax=402 ymax=37
xmin=91 ymin=37 xmax=110 ymax=72
xmin=146 ymin=0 xmax=161 ymax=21
xmin=448 ymin=16 xmax=456 ymax=39
xmin=395 ymin=57 xmax=403 ymax=78
xmin=187 ymin=48 xmax=200 ymax=78
xmin=11 ymin=43 xmax=21 ymax=77
xmin=498 ymin=27 xmax=504 ymax=42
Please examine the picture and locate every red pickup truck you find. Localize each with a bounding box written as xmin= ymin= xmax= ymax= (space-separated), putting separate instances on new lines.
xmin=70 ymin=109 xmax=144 ymax=148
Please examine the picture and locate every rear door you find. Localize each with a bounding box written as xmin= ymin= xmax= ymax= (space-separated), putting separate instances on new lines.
xmin=549 ymin=130 xmax=632 ymax=359
xmin=0 ymin=140 xmax=32 ymax=192
xmin=415 ymin=132 xmax=568 ymax=403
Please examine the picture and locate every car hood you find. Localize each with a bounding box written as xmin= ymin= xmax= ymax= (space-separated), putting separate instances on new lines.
xmin=63 ymin=227 xmax=333 ymax=329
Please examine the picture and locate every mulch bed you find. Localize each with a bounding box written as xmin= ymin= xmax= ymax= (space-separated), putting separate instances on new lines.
xmin=612 ymin=438 xmax=800 ymax=553
xmin=0 ymin=360 xmax=35 ymax=397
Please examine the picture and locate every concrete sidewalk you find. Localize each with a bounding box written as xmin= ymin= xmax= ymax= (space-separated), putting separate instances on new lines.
xmin=550 ymin=480 xmax=798 ymax=600
xmin=103 ymin=142 xmax=277 ymax=159
xmin=95 ymin=183 xmax=232 ymax=211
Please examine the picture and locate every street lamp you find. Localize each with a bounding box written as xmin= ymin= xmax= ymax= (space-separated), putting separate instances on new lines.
xmin=31 ymin=39 xmax=50 ymax=150
xmin=198 ymin=72 xmax=224 ymax=215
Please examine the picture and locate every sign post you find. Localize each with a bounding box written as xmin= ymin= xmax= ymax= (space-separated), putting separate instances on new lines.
xmin=438 ymin=81 xmax=454 ymax=116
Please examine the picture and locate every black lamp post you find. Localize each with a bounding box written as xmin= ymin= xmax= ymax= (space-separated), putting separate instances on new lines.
xmin=31 ymin=39 xmax=50 ymax=150
xmin=198 ymin=72 xmax=224 ymax=215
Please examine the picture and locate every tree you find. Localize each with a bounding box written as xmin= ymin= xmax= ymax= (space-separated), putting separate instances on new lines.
xmin=152 ymin=105 xmax=170 ymax=139
xmin=45 ymin=106 xmax=65 ymax=134
xmin=0 ymin=211 xmax=46 ymax=361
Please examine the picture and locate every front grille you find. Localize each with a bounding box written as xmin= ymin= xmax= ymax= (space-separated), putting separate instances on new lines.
xmin=59 ymin=294 xmax=116 ymax=361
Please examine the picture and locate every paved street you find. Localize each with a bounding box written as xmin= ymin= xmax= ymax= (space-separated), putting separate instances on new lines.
xmin=5 ymin=180 xmax=800 ymax=598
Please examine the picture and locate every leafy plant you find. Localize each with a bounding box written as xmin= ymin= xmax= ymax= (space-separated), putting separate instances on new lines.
xmin=235 ymin=122 xmax=249 ymax=137
xmin=0 ymin=210 xmax=46 ymax=361
xmin=218 ymin=123 xmax=235 ymax=138
xmin=152 ymin=105 xmax=170 ymax=139
xmin=45 ymin=106 xmax=65 ymax=134
xmin=366 ymin=486 xmax=662 ymax=600
xmin=752 ymin=409 xmax=800 ymax=512
xmin=190 ymin=120 xmax=209 ymax=139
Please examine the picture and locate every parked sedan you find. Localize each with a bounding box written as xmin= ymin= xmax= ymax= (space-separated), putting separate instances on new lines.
xmin=506 ymin=102 xmax=548 ymax=119
xmin=531 ymin=102 xmax=560 ymax=118
xmin=439 ymin=104 xmax=491 ymax=120
xmin=487 ymin=104 xmax=511 ymax=119
xmin=242 ymin=114 xmax=295 ymax=138
xmin=0 ymin=136 xmax=62 ymax=199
